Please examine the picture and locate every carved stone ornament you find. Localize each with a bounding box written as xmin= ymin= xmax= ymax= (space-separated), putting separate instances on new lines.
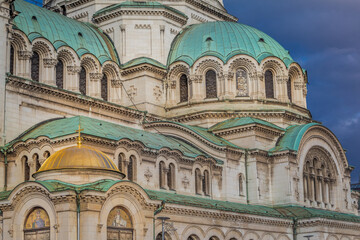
xmin=97 ymin=224 xmax=103 ymax=233
xmin=294 ymin=81 xmax=303 ymax=90
xmin=89 ymin=72 xmax=103 ymax=81
xmin=153 ymin=86 xmax=162 ymax=101
xmin=18 ymin=50 xmax=32 ymax=60
xmin=144 ymin=168 xmax=153 ymax=182
xmin=111 ymin=79 xmax=122 ymax=88
xmin=257 ymin=71 xmax=264 ymax=81
xmin=67 ymin=66 xmax=82 ymax=75
xmin=170 ymin=80 xmax=176 ymax=89
xmin=53 ymin=224 xmax=59 ymax=233
xmin=190 ymin=74 xmax=202 ymax=83
xmin=43 ymin=58 xmax=58 ymax=68
xmin=276 ymin=76 xmax=288 ymax=84
xmin=182 ymin=176 xmax=190 ymax=189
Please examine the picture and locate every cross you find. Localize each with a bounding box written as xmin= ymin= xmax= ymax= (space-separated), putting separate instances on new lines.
xmin=76 ymin=124 xmax=84 ymax=146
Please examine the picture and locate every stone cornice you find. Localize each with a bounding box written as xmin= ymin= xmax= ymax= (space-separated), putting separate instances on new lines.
xmin=121 ymin=64 xmax=167 ymax=78
xmin=297 ymin=218 xmax=360 ymax=231
xmin=212 ymin=124 xmax=284 ymax=138
xmin=93 ymin=8 xmax=187 ymax=25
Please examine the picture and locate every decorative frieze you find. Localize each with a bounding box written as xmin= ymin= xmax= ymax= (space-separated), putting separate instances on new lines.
xmin=111 ymin=79 xmax=122 ymax=88
xmin=89 ymin=72 xmax=103 ymax=81
xmin=135 ymin=24 xmax=151 ymax=29
xmin=17 ymin=50 xmax=32 ymax=60
xmin=190 ymin=74 xmax=202 ymax=83
xmin=43 ymin=58 xmax=58 ymax=68
xmin=67 ymin=66 xmax=82 ymax=75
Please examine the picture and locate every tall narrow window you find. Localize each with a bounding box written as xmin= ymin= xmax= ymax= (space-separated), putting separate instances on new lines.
xmin=239 ymin=174 xmax=243 ymax=196
xmin=236 ymin=69 xmax=249 ymax=96
xmin=23 ymin=156 xmax=30 ymax=181
xmin=10 ymin=45 xmax=15 ymax=74
xmin=168 ymin=163 xmax=175 ymax=190
xmin=203 ymin=170 xmax=210 ymax=195
xmin=118 ymin=153 xmax=125 ymax=172
xmin=24 ymin=208 xmax=50 ymax=240
xmin=287 ymin=77 xmax=292 ymax=102
xmin=265 ymin=70 xmax=274 ymax=98
xmin=79 ymin=67 xmax=86 ymax=95
xmin=159 ymin=161 xmax=165 ymax=189
xmin=195 ymin=168 xmax=202 ymax=195
xmin=31 ymin=52 xmax=40 ymax=82
xmin=205 ymin=70 xmax=217 ymax=98
xmin=55 ymin=59 xmax=64 ymax=89
xmin=33 ymin=154 xmax=41 ymax=172
xmin=101 ymin=74 xmax=108 ymax=101
xmin=179 ymin=74 xmax=188 ymax=102
xmin=128 ymin=155 xmax=135 ymax=181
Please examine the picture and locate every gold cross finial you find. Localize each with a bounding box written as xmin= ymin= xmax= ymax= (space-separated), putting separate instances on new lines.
xmin=76 ymin=124 xmax=84 ymax=147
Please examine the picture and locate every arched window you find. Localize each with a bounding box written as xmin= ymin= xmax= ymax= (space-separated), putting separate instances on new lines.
xmin=33 ymin=153 xmax=41 ymax=172
xmin=236 ymin=69 xmax=249 ymax=96
xmin=188 ymin=235 xmax=200 ymax=240
xmin=239 ymin=174 xmax=244 ymax=196
xmin=205 ymin=70 xmax=217 ymax=98
xmin=210 ymin=237 xmax=220 ymax=240
xmin=24 ymin=207 xmax=50 ymax=239
xmin=79 ymin=67 xmax=87 ymax=95
xmin=167 ymin=163 xmax=175 ymax=190
xmin=265 ymin=70 xmax=274 ymax=98
xmin=195 ymin=168 xmax=202 ymax=195
xmin=203 ymin=170 xmax=210 ymax=196
xmin=31 ymin=52 xmax=40 ymax=82
xmin=107 ymin=206 xmax=133 ymax=240
xmin=128 ymin=155 xmax=135 ymax=181
xmin=118 ymin=153 xmax=125 ymax=173
xmin=23 ymin=156 xmax=30 ymax=181
xmin=43 ymin=151 xmax=50 ymax=159
xmin=179 ymin=74 xmax=188 ymax=102
xmin=159 ymin=161 xmax=166 ymax=189
xmin=156 ymin=232 xmax=171 ymax=240
xmin=55 ymin=59 xmax=64 ymax=89
xmin=10 ymin=45 xmax=15 ymax=75
xmin=101 ymin=74 xmax=108 ymax=101
xmin=287 ymin=77 xmax=292 ymax=102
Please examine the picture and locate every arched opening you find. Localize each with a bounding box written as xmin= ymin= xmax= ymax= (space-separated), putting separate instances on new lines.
xmin=159 ymin=161 xmax=166 ymax=189
xmin=118 ymin=153 xmax=125 ymax=173
xmin=43 ymin=151 xmax=50 ymax=159
xmin=107 ymin=206 xmax=133 ymax=240
xmin=10 ymin=45 xmax=15 ymax=75
xmin=209 ymin=237 xmax=220 ymax=240
xmin=101 ymin=74 xmax=108 ymax=101
xmin=188 ymin=235 xmax=200 ymax=240
xmin=23 ymin=156 xmax=30 ymax=181
xmin=236 ymin=68 xmax=249 ymax=96
xmin=195 ymin=168 xmax=202 ymax=195
xmin=31 ymin=51 xmax=40 ymax=82
xmin=24 ymin=207 xmax=50 ymax=240
xmin=55 ymin=59 xmax=64 ymax=89
xmin=156 ymin=232 xmax=172 ymax=240
xmin=33 ymin=153 xmax=40 ymax=172
xmin=167 ymin=163 xmax=175 ymax=190
xmin=128 ymin=155 xmax=136 ymax=181
xmin=287 ymin=77 xmax=292 ymax=102
xmin=179 ymin=74 xmax=188 ymax=102
xmin=203 ymin=170 xmax=210 ymax=196
xmin=79 ymin=66 xmax=87 ymax=95
xmin=205 ymin=70 xmax=217 ymax=98
xmin=265 ymin=70 xmax=274 ymax=98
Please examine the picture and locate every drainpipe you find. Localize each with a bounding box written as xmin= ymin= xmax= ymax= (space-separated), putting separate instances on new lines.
xmin=76 ymin=191 xmax=80 ymax=240
xmin=153 ymin=200 xmax=165 ymax=240
xmin=245 ymin=149 xmax=249 ymax=204
xmin=292 ymin=218 xmax=298 ymax=240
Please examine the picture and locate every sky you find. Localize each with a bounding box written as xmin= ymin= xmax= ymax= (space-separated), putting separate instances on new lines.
xmin=224 ymin=0 xmax=360 ymax=182
xmin=24 ymin=0 xmax=360 ymax=182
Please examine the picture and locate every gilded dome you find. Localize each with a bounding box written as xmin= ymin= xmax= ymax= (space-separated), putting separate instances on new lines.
xmin=36 ymin=145 xmax=120 ymax=174
xmin=168 ymin=21 xmax=294 ymax=67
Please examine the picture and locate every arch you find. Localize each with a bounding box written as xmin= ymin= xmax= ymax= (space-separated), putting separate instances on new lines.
xmin=265 ymin=70 xmax=274 ymax=99
xmin=188 ymin=235 xmax=200 ymax=240
xmin=32 ymin=39 xmax=55 ymax=58
xmin=159 ymin=161 xmax=166 ymax=189
xmin=31 ymin=51 xmax=40 ymax=82
xmin=194 ymin=58 xmax=223 ymax=75
xmin=225 ymin=229 xmax=242 ymax=240
xmin=205 ymin=70 xmax=217 ymax=98
xmin=179 ymin=74 xmax=189 ymax=103
xmin=81 ymin=54 xmax=100 ymax=72
xmin=118 ymin=153 xmax=125 ymax=173
xmin=182 ymin=225 xmax=205 ymax=240
xmin=79 ymin=66 xmax=87 ymax=95
xmin=168 ymin=163 xmax=176 ymax=190
xmin=243 ymin=231 xmax=260 ymax=240
xmin=128 ymin=155 xmax=136 ymax=181
xmin=24 ymin=207 xmax=50 ymax=239
xmin=156 ymin=232 xmax=172 ymax=240
xmin=204 ymin=227 xmax=225 ymax=240
xmin=107 ymin=206 xmax=133 ymax=239
xmin=22 ymin=155 xmax=30 ymax=181
xmin=57 ymin=46 xmax=78 ymax=66
xmin=12 ymin=31 xmax=31 ymax=52
xmin=277 ymin=235 xmax=290 ymax=240
xmin=195 ymin=168 xmax=202 ymax=194
xmin=55 ymin=59 xmax=64 ymax=88
xmin=101 ymin=73 xmax=108 ymax=101
xmin=261 ymin=234 xmax=275 ymax=240
xmin=102 ymin=61 xmax=120 ymax=80
xmin=326 ymin=235 xmax=339 ymax=240
xmin=33 ymin=153 xmax=41 ymax=172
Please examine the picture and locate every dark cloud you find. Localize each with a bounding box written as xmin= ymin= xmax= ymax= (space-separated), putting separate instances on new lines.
xmin=224 ymin=0 xmax=360 ymax=182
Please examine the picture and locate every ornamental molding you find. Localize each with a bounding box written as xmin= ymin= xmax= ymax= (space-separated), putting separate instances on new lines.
xmin=121 ymin=64 xmax=167 ymax=78
xmin=89 ymin=72 xmax=103 ymax=81
xmin=104 ymin=27 xmax=114 ymax=34
xmin=229 ymin=57 xmax=257 ymax=73
xmin=43 ymin=58 xmax=58 ymax=68
xmin=135 ymin=24 xmax=151 ymax=29
xmin=93 ymin=9 xmax=187 ymax=25
xmin=194 ymin=59 xmax=223 ymax=74
xmin=184 ymin=0 xmax=237 ymax=22
xmin=213 ymin=124 xmax=283 ymax=138
xmin=71 ymin=11 xmax=88 ymax=20
xmin=191 ymin=13 xmax=208 ymax=23
xmin=51 ymin=195 xmax=77 ymax=205
xmin=67 ymin=65 xmax=82 ymax=74
xmin=168 ymin=64 xmax=189 ymax=80
xmin=66 ymin=0 xmax=94 ymax=10
xmin=111 ymin=79 xmax=122 ymax=88
xmin=170 ymin=28 xmax=179 ymax=35
xmin=17 ymin=50 xmax=32 ymax=60
xmin=276 ymin=76 xmax=288 ymax=84
xmin=189 ymin=74 xmax=202 ymax=83
xmin=79 ymin=195 xmax=106 ymax=205
xmin=294 ymin=81 xmax=304 ymax=90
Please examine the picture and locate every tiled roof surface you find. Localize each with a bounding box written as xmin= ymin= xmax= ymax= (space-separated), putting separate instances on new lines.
xmin=209 ymin=117 xmax=284 ymax=132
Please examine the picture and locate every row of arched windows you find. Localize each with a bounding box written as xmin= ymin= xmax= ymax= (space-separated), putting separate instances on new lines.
xmin=178 ymin=69 xmax=294 ymax=103
xmin=159 ymin=161 xmax=176 ymax=190
xmin=195 ymin=168 xmax=210 ymax=196
xmin=22 ymin=151 xmax=50 ymax=181
xmin=118 ymin=153 xmax=136 ymax=181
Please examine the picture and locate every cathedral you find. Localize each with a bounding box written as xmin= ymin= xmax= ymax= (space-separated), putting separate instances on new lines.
xmin=0 ymin=0 xmax=359 ymax=239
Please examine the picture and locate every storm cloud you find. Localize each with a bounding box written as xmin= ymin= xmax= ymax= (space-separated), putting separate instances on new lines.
xmin=225 ymin=0 xmax=360 ymax=181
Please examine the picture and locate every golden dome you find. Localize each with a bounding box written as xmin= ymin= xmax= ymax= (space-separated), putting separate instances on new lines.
xmin=36 ymin=145 xmax=120 ymax=174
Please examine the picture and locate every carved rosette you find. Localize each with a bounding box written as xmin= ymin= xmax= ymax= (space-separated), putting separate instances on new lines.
xmin=89 ymin=73 xmax=103 ymax=81
xmin=43 ymin=58 xmax=58 ymax=68
xmin=67 ymin=66 xmax=82 ymax=75
xmin=18 ymin=51 xmax=32 ymax=60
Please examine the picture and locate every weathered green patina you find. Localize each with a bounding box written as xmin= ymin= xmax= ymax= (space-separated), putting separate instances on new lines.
xmin=209 ymin=117 xmax=284 ymax=132
xmin=94 ymin=1 xmax=187 ymax=18
xmin=121 ymin=57 xmax=166 ymax=70
xmin=168 ymin=21 xmax=294 ymax=67
xmin=13 ymin=0 xmax=119 ymax=64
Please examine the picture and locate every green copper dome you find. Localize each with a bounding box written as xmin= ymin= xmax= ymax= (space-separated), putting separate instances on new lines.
xmin=168 ymin=21 xmax=294 ymax=67
xmin=13 ymin=0 xmax=119 ymax=64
